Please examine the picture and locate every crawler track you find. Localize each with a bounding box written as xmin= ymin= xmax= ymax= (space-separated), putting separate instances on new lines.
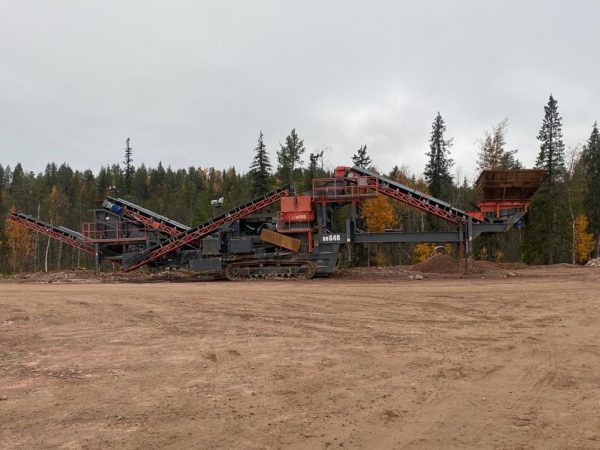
xmin=224 ymin=260 xmax=316 ymax=280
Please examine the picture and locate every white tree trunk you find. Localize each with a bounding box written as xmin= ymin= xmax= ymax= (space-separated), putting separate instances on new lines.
xmin=44 ymin=236 xmax=50 ymax=273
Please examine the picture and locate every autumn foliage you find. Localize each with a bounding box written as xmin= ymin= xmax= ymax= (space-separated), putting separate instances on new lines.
xmin=414 ymin=243 xmax=435 ymax=262
xmin=360 ymin=195 xmax=394 ymax=232
xmin=574 ymin=214 xmax=595 ymax=263
xmin=3 ymin=207 xmax=34 ymax=272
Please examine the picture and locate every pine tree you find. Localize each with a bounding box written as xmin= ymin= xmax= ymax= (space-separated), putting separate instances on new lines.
xmin=132 ymin=163 xmax=149 ymax=203
xmin=498 ymin=149 xmax=523 ymax=170
xmin=249 ymin=131 xmax=272 ymax=197
xmin=124 ymin=138 xmax=134 ymax=195
xmin=352 ymin=145 xmax=372 ymax=168
xmin=582 ymin=122 xmax=600 ymax=255
xmin=277 ymin=128 xmax=305 ymax=185
xmin=525 ymin=95 xmax=567 ymax=264
xmin=424 ymin=113 xmax=453 ymax=200
xmin=536 ymin=95 xmax=565 ymax=184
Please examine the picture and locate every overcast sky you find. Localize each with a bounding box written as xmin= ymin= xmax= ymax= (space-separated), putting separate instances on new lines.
xmin=1 ymin=0 xmax=599 ymax=180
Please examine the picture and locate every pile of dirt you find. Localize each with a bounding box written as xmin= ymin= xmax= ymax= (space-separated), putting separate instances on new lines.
xmin=469 ymin=260 xmax=517 ymax=277
xmin=585 ymin=258 xmax=600 ymax=267
xmin=412 ymin=254 xmax=463 ymax=274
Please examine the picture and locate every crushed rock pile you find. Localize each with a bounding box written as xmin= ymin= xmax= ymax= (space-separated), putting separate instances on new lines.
xmin=412 ymin=254 xmax=463 ymax=274
xmin=413 ymin=255 xmax=523 ymax=277
xmin=585 ymin=258 xmax=600 ymax=267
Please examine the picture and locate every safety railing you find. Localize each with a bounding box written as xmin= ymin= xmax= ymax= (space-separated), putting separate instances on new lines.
xmin=312 ymin=176 xmax=379 ymax=201
xmin=82 ymin=221 xmax=148 ymax=242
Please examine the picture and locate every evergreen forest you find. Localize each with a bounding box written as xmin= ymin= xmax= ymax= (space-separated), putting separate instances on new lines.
xmin=1 ymin=95 xmax=599 ymax=273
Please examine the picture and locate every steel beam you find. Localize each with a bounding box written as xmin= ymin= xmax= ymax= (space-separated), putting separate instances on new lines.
xmin=353 ymin=231 xmax=463 ymax=244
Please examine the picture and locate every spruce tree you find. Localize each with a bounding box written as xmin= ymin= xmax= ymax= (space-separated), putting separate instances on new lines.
xmin=124 ymin=138 xmax=133 ymax=195
xmin=277 ymin=128 xmax=305 ymax=185
xmin=536 ymin=95 xmax=565 ymax=186
xmin=525 ymin=95 xmax=567 ymax=264
xmin=582 ymin=122 xmax=600 ymax=255
xmin=249 ymin=131 xmax=272 ymax=196
xmin=352 ymin=145 xmax=372 ymax=168
xmin=424 ymin=112 xmax=453 ymax=199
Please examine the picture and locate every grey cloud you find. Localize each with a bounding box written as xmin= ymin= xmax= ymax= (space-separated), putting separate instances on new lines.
xmin=1 ymin=0 xmax=598 ymax=178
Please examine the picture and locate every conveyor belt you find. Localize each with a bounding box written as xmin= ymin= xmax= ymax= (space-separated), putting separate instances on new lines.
xmin=122 ymin=185 xmax=291 ymax=272
xmin=104 ymin=196 xmax=190 ymax=236
xmin=7 ymin=212 xmax=96 ymax=255
xmin=347 ymin=166 xmax=480 ymax=224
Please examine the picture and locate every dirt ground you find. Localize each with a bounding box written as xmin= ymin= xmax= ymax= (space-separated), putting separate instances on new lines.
xmin=1 ymin=265 xmax=600 ymax=449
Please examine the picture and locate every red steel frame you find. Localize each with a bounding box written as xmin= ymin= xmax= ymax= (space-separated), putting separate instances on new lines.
xmin=277 ymin=196 xmax=315 ymax=253
xmin=277 ymin=216 xmax=314 ymax=253
xmin=312 ymin=176 xmax=379 ymax=202
xmin=8 ymin=213 xmax=96 ymax=255
xmin=124 ymin=187 xmax=290 ymax=272
xmin=467 ymin=202 xmax=530 ymax=221
xmin=479 ymin=201 xmax=528 ymax=216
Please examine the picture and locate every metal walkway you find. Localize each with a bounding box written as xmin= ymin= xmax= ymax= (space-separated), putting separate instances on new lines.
xmin=7 ymin=212 xmax=96 ymax=255
xmin=104 ymin=196 xmax=190 ymax=236
xmin=122 ymin=185 xmax=291 ymax=272
xmin=347 ymin=166 xmax=481 ymax=225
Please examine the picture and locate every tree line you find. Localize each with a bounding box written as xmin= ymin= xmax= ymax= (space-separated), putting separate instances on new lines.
xmin=1 ymin=95 xmax=599 ymax=273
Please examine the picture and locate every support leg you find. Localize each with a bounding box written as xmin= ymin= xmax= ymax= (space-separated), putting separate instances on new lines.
xmin=464 ymin=218 xmax=473 ymax=274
